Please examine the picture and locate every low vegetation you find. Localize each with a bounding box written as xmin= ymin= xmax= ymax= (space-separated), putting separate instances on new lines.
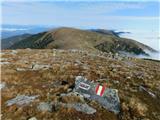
xmin=1 ymin=49 xmax=160 ymax=120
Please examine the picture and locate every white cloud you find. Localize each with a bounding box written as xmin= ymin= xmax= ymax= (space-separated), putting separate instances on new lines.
xmin=0 ymin=28 xmax=28 ymax=31
xmin=103 ymin=16 xmax=160 ymax=20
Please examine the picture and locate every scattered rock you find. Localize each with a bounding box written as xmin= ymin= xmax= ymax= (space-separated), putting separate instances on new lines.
xmin=67 ymin=103 xmax=96 ymax=114
xmin=26 ymin=48 xmax=32 ymax=51
xmin=37 ymin=102 xmax=53 ymax=112
xmin=139 ymin=85 xmax=156 ymax=98
xmin=126 ymin=76 xmax=131 ymax=80
xmin=16 ymin=64 xmax=51 ymax=71
xmin=0 ymin=62 xmax=10 ymax=65
xmin=28 ymin=117 xmax=37 ymax=120
xmin=67 ymin=88 xmax=72 ymax=93
xmin=123 ymin=61 xmax=135 ymax=67
xmin=110 ymin=64 xmax=121 ymax=68
xmin=0 ymin=52 xmax=5 ymax=55
xmin=0 ymin=58 xmax=9 ymax=61
xmin=60 ymin=93 xmax=67 ymax=97
xmin=75 ymin=60 xmax=82 ymax=65
xmin=16 ymin=68 xmax=28 ymax=71
xmin=6 ymin=95 xmax=39 ymax=106
xmin=1 ymin=49 xmax=160 ymax=119
xmin=54 ymin=102 xmax=96 ymax=114
xmin=0 ymin=82 xmax=6 ymax=89
xmin=32 ymin=64 xmax=51 ymax=70
xmin=113 ymin=80 xmax=120 ymax=84
xmin=11 ymin=50 xmax=18 ymax=54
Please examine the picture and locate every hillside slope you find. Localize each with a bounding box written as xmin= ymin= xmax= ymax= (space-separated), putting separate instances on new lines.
xmin=1 ymin=34 xmax=31 ymax=49
xmin=9 ymin=27 xmax=156 ymax=55
xmin=1 ymin=49 xmax=160 ymax=120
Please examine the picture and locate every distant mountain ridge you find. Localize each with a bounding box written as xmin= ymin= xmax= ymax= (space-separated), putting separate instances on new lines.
xmin=1 ymin=24 xmax=51 ymax=38
xmin=1 ymin=34 xmax=32 ymax=49
xmin=3 ymin=27 xmax=157 ymax=56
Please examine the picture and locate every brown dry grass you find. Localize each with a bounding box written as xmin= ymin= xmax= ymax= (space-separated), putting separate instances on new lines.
xmin=1 ymin=49 xmax=160 ymax=120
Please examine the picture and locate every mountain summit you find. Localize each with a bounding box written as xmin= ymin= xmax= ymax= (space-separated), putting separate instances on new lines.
xmin=6 ymin=27 xmax=156 ymax=56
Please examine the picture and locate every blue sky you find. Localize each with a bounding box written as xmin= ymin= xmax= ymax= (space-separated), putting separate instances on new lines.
xmin=1 ymin=0 xmax=160 ymax=53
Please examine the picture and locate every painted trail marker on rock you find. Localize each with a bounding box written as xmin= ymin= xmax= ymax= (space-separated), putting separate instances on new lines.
xmin=74 ymin=76 xmax=120 ymax=114
xmin=95 ymin=85 xmax=105 ymax=96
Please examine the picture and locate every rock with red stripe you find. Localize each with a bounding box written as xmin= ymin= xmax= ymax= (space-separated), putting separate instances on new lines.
xmin=74 ymin=76 xmax=120 ymax=114
xmin=95 ymin=85 xmax=106 ymax=96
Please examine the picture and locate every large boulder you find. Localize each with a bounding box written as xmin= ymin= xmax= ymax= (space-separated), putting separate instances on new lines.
xmin=74 ymin=76 xmax=120 ymax=114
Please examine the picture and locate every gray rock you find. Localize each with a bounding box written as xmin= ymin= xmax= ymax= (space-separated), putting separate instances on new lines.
xmin=123 ymin=61 xmax=135 ymax=67
xmin=11 ymin=50 xmax=18 ymax=54
xmin=113 ymin=80 xmax=120 ymax=84
xmin=28 ymin=117 xmax=37 ymax=120
xmin=110 ymin=64 xmax=121 ymax=68
xmin=37 ymin=102 xmax=52 ymax=112
xmin=0 ymin=62 xmax=10 ymax=65
xmin=26 ymin=48 xmax=32 ymax=51
xmin=70 ymin=103 xmax=96 ymax=114
xmin=60 ymin=102 xmax=96 ymax=114
xmin=0 ymin=58 xmax=9 ymax=61
xmin=0 ymin=52 xmax=5 ymax=55
xmin=60 ymin=93 xmax=67 ymax=97
xmin=67 ymin=88 xmax=72 ymax=93
xmin=89 ymin=89 xmax=120 ymax=114
xmin=74 ymin=76 xmax=120 ymax=114
xmin=16 ymin=68 xmax=28 ymax=71
xmin=32 ymin=64 xmax=51 ymax=70
xmin=139 ymin=86 xmax=156 ymax=98
xmin=6 ymin=95 xmax=39 ymax=106
xmin=0 ymin=82 xmax=6 ymax=89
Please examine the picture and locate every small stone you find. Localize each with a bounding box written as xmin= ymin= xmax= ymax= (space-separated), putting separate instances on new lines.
xmin=74 ymin=103 xmax=96 ymax=114
xmin=32 ymin=64 xmax=51 ymax=70
xmin=11 ymin=50 xmax=18 ymax=54
xmin=28 ymin=117 xmax=37 ymax=120
xmin=112 ymin=68 xmax=117 ymax=72
xmin=139 ymin=86 xmax=156 ymax=98
xmin=37 ymin=102 xmax=52 ymax=112
xmin=0 ymin=62 xmax=10 ymax=65
xmin=16 ymin=68 xmax=27 ymax=71
xmin=126 ymin=76 xmax=131 ymax=79
xmin=26 ymin=48 xmax=32 ymax=51
xmin=60 ymin=93 xmax=67 ymax=97
xmin=6 ymin=95 xmax=39 ymax=106
xmin=0 ymin=82 xmax=6 ymax=89
xmin=0 ymin=58 xmax=9 ymax=61
xmin=113 ymin=80 xmax=120 ymax=84
xmin=67 ymin=88 xmax=72 ymax=93
xmin=67 ymin=103 xmax=96 ymax=114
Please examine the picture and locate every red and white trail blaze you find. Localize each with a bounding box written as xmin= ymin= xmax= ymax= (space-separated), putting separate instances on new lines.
xmin=95 ymin=85 xmax=105 ymax=96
